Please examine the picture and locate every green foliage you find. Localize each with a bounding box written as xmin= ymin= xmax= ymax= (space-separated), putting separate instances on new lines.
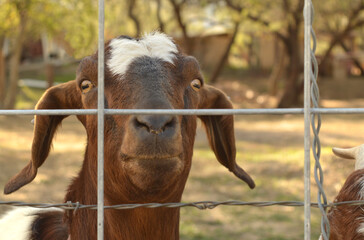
xmin=60 ymin=0 xmax=98 ymax=58
xmin=316 ymin=0 xmax=364 ymax=32
xmin=0 ymin=0 xmax=98 ymax=58
xmin=0 ymin=0 xmax=363 ymax=67
xmin=0 ymin=2 xmax=19 ymax=35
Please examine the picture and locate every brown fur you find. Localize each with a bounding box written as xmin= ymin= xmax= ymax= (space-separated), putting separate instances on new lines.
xmin=327 ymin=169 xmax=364 ymax=239
xmin=30 ymin=210 xmax=69 ymax=240
xmin=3 ymin=35 xmax=254 ymax=239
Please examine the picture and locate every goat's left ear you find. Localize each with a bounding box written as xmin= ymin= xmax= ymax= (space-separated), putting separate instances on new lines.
xmin=4 ymin=80 xmax=84 ymax=194
xmin=197 ymin=85 xmax=255 ymax=189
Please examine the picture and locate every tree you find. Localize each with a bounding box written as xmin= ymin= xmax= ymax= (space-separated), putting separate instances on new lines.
xmin=0 ymin=0 xmax=97 ymax=109
xmin=209 ymin=20 xmax=240 ymax=83
xmin=316 ymin=0 xmax=364 ymax=76
xmin=127 ymin=0 xmax=141 ymax=37
xmin=0 ymin=0 xmax=30 ymax=109
xmin=223 ymin=0 xmax=304 ymax=107
xmin=168 ymin=0 xmax=194 ymax=54
xmin=0 ymin=2 xmax=18 ymax=108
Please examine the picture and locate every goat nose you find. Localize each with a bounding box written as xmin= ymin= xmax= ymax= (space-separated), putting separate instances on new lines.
xmin=133 ymin=115 xmax=177 ymax=135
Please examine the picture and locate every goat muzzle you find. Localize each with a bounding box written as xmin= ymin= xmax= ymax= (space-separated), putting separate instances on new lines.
xmin=133 ymin=114 xmax=177 ymax=136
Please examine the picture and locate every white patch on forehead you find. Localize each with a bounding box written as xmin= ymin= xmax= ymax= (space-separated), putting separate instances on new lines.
xmin=107 ymin=32 xmax=178 ymax=76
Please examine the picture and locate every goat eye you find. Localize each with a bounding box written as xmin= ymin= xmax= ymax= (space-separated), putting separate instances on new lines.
xmin=81 ymin=80 xmax=93 ymax=93
xmin=190 ymin=79 xmax=201 ymax=91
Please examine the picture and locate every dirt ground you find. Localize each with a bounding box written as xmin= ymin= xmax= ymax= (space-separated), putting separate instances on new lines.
xmin=1 ymin=78 xmax=364 ymax=239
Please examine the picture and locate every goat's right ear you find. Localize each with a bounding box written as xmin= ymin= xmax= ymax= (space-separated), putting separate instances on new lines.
xmin=197 ymin=85 xmax=255 ymax=189
xmin=4 ymin=80 xmax=83 ymax=194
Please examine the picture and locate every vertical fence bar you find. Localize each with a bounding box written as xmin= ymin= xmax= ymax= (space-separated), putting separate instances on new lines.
xmin=97 ymin=0 xmax=105 ymax=239
xmin=309 ymin=2 xmax=329 ymax=239
xmin=303 ymin=0 xmax=312 ymax=239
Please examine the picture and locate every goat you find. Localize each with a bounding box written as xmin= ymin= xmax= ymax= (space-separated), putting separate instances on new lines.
xmin=0 ymin=32 xmax=255 ymax=240
xmin=319 ymin=145 xmax=364 ymax=239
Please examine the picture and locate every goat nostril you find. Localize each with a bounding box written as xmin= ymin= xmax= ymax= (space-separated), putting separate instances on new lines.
xmin=134 ymin=117 xmax=150 ymax=131
xmin=133 ymin=115 xmax=177 ymax=135
xmin=162 ymin=118 xmax=175 ymax=131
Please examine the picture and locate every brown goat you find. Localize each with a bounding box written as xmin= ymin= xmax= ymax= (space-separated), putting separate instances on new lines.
xmin=0 ymin=32 xmax=255 ymax=240
xmin=320 ymin=146 xmax=364 ymax=239
xmin=324 ymin=169 xmax=364 ymax=240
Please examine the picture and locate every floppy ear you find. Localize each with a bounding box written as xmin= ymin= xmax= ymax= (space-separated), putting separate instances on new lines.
xmin=198 ymin=85 xmax=255 ymax=189
xmin=4 ymin=80 xmax=83 ymax=194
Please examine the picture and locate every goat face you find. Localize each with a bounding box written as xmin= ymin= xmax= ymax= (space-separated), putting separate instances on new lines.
xmin=3 ymin=33 xmax=255 ymax=202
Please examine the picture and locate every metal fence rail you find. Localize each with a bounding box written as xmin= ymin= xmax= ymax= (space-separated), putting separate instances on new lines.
xmin=2 ymin=108 xmax=364 ymax=116
xmin=0 ymin=0 xmax=348 ymax=239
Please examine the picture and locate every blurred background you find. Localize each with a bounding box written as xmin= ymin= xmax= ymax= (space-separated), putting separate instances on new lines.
xmin=1 ymin=0 xmax=364 ymax=239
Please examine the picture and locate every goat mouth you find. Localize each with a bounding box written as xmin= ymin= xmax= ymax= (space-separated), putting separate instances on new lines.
xmin=125 ymin=156 xmax=183 ymax=171
xmin=121 ymin=154 xmax=184 ymax=192
xmin=120 ymin=152 xmax=183 ymax=162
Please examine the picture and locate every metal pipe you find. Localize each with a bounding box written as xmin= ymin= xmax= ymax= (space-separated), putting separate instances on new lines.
xmin=97 ymin=0 xmax=105 ymax=239
xmin=303 ymin=0 xmax=312 ymax=239
xmin=3 ymin=108 xmax=364 ymax=116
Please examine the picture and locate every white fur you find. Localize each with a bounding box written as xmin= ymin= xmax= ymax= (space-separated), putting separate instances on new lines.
xmin=357 ymin=219 xmax=364 ymax=235
xmin=107 ymin=32 xmax=178 ymax=76
xmin=0 ymin=207 xmax=64 ymax=240
xmin=358 ymin=176 xmax=364 ymax=200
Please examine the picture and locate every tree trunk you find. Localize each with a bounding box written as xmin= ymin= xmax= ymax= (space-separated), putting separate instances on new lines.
xmin=169 ymin=0 xmax=194 ymax=54
xmin=319 ymin=33 xmax=346 ymax=76
xmin=277 ymin=28 xmax=302 ymax=108
xmin=127 ymin=0 xmax=141 ymax=37
xmin=3 ymin=8 xmax=27 ymax=109
xmin=340 ymin=41 xmax=364 ymax=76
xmin=209 ymin=21 xmax=240 ymax=84
xmin=0 ymin=37 xmax=5 ymax=108
xmin=269 ymin=41 xmax=286 ymax=96
xmin=46 ymin=63 xmax=55 ymax=88
xmin=319 ymin=2 xmax=364 ymax=76
xmin=156 ymin=0 xmax=165 ymax=32
xmin=4 ymin=37 xmax=24 ymax=109
xmin=277 ymin=68 xmax=301 ymax=108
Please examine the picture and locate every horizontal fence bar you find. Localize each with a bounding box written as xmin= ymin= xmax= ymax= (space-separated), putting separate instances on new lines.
xmin=1 ymin=200 xmax=363 ymax=210
xmin=2 ymin=108 xmax=364 ymax=116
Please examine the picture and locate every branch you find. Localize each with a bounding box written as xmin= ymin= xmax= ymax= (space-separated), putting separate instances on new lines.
xmin=246 ymin=14 xmax=289 ymax=45
xmin=168 ymin=0 xmax=187 ymax=38
xmin=351 ymin=19 xmax=364 ymax=29
xmin=127 ymin=0 xmax=141 ymax=37
xmin=319 ymin=1 xmax=364 ymax=70
xmin=156 ymin=0 xmax=165 ymax=32
xmin=225 ymin=0 xmax=242 ymax=12
xmin=224 ymin=0 xmax=290 ymax=48
xmin=294 ymin=0 xmax=304 ymax=15
xmin=282 ymin=0 xmax=290 ymax=12
xmin=168 ymin=0 xmax=193 ymax=53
